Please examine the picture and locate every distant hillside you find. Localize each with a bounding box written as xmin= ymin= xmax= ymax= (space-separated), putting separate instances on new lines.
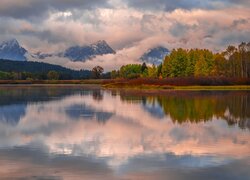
xmin=0 ymin=59 xmax=92 ymax=79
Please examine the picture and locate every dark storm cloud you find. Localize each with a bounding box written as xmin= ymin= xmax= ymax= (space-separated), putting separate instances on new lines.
xmin=232 ymin=18 xmax=248 ymax=28
xmin=21 ymin=29 xmax=66 ymax=44
xmin=125 ymin=0 xmax=250 ymax=11
xmin=0 ymin=0 xmax=111 ymax=20
xmin=219 ymin=30 xmax=250 ymax=46
xmin=169 ymin=22 xmax=197 ymax=37
xmin=229 ymin=0 xmax=250 ymax=5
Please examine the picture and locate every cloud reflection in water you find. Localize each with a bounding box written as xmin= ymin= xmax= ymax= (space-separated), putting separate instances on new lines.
xmin=0 ymin=87 xmax=249 ymax=179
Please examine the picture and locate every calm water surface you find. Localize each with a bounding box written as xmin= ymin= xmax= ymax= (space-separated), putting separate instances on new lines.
xmin=0 ymin=86 xmax=249 ymax=180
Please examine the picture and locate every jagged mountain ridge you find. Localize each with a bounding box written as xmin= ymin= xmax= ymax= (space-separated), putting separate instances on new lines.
xmin=32 ymin=40 xmax=116 ymax=62
xmin=0 ymin=39 xmax=27 ymax=61
xmin=63 ymin=40 xmax=116 ymax=62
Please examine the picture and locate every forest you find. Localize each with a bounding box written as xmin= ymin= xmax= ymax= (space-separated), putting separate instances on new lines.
xmin=0 ymin=60 xmax=110 ymax=80
xmin=111 ymin=42 xmax=250 ymax=79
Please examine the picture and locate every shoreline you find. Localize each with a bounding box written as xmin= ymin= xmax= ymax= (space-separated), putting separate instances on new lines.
xmin=0 ymin=84 xmax=250 ymax=91
xmin=0 ymin=79 xmax=105 ymax=85
xmin=0 ymin=84 xmax=101 ymax=88
xmin=0 ymin=79 xmax=250 ymax=90
xmin=102 ymin=84 xmax=250 ymax=90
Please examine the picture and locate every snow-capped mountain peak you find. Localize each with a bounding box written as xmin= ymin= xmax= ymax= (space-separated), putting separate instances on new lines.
xmin=92 ymin=40 xmax=107 ymax=46
xmin=0 ymin=39 xmax=27 ymax=61
xmin=0 ymin=39 xmax=19 ymax=50
xmin=63 ymin=40 xmax=116 ymax=62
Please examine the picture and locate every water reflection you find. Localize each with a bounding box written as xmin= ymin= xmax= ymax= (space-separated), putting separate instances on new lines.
xmin=0 ymin=86 xmax=249 ymax=179
xmin=0 ymin=104 xmax=26 ymax=125
xmin=119 ymin=90 xmax=250 ymax=130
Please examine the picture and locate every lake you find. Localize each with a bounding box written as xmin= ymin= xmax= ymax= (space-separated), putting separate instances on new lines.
xmin=0 ymin=86 xmax=249 ymax=180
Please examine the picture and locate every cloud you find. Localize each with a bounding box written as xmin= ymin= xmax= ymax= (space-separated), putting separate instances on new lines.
xmin=0 ymin=1 xmax=250 ymax=70
xmin=0 ymin=0 xmax=111 ymax=20
xmin=21 ymin=29 xmax=65 ymax=44
xmin=169 ymin=22 xmax=197 ymax=37
xmin=125 ymin=0 xmax=250 ymax=11
xmin=23 ymin=6 xmax=250 ymax=70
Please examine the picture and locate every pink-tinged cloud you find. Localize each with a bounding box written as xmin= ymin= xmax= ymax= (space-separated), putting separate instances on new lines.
xmin=0 ymin=1 xmax=249 ymax=69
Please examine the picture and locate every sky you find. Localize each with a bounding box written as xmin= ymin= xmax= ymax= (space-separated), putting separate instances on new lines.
xmin=0 ymin=0 xmax=250 ymax=70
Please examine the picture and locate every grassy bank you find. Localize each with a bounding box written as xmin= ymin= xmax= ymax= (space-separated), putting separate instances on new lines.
xmin=102 ymin=78 xmax=250 ymax=90
xmin=1 ymin=78 xmax=250 ymax=90
xmin=103 ymin=84 xmax=250 ymax=90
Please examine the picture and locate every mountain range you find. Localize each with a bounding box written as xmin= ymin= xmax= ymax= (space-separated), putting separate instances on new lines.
xmin=33 ymin=40 xmax=116 ymax=62
xmin=0 ymin=39 xmax=170 ymax=66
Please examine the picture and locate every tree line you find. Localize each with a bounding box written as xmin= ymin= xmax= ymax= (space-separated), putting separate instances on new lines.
xmin=0 ymin=60 xmax=109 ymax=80
xmin=111 ymin=42 xmax=250 ymax=79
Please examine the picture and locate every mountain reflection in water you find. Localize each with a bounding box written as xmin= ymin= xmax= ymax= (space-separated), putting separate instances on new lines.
xmin=0 ymin=86 xmax=249 ymax=180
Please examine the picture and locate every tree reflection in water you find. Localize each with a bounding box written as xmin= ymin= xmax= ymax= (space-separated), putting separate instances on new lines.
xmin=118 ymin=90 xmax=250 ymax=130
